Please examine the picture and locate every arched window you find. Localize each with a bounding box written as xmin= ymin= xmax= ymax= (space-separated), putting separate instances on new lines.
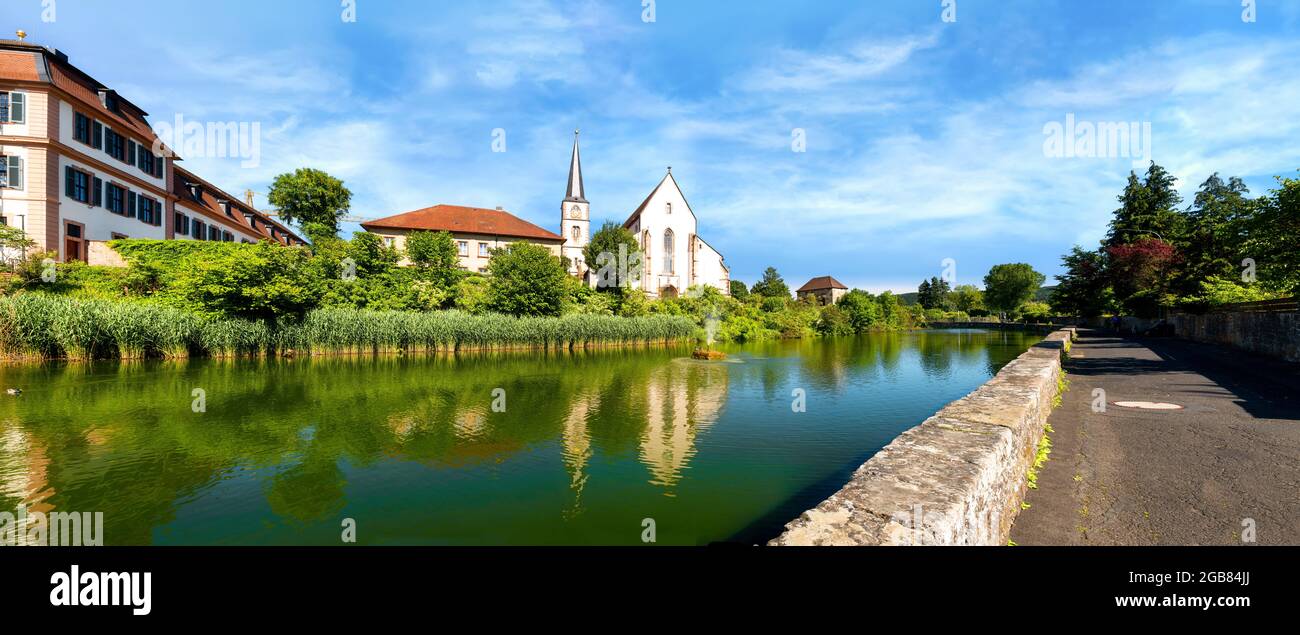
xmin=663 ymin=229 xmax=674 ymax=274
xmin=571 ymin=225 xmax=580 ymax=241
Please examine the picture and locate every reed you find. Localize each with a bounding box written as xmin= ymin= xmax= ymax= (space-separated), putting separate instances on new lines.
xmin=0 ymin=294 xmax=697 ymax=362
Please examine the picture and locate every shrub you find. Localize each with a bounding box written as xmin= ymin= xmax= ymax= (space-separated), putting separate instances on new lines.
xmin=487 ymin=242 xmax=568 ymax=317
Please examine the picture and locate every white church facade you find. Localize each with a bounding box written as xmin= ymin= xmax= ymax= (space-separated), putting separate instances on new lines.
xmin=560 ymin=132 xmax=730 ymax=299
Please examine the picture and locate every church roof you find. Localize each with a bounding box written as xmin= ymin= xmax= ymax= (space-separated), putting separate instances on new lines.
xmin=564 ymin=130 xmax=587 ymax=203
xmin=362 ymin=204 xmax=564 ymax=242
xmin=622 ymin=169 xmax=696 ymax=229
xmin=797 ymin=276 xmax=848 ymax=292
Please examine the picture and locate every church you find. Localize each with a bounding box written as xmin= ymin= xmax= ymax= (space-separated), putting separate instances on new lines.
xmin=560 ymin=131 xmax=730 ymax=299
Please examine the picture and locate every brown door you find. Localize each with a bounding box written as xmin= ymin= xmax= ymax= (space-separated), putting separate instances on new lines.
xmin=64 ymin=222 xmax=86 ymax=262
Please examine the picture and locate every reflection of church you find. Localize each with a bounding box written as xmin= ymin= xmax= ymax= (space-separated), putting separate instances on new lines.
xmin=559 ymin=132 xmax=731 ymax=298
xmin=559 ymin=360 xmax=729 ymax=502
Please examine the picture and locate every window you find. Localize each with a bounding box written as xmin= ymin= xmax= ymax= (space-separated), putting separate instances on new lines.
xmin=104 ymin=129 xmax=126 ymax=161
xmin=222 ymin=231 xmax=233 ymax=242
xmin=663 ymin=229 xmax=674 ymax=274
xmin=457 ymin=240 xmax=468 ymax=257
xmin=666 ymin=202 xmax=672 ymax=215
xmin=0 ymin=92 xmax=25 ymax=124
xmin=478 ymin=242 xmax=492 ymax=258
xmin=209 ymin=226 xmax=220 ymax=241
xmin=137 ymin=196 xmax=161 ymax=226
xmin=0 ymin=156 xmax=21 ymax=189
xmin=175 ymin=212 xmax=190 ymax=236
xmin=193 ymin=220 xmax=206 ymax=241
xmin=106 ymin=184 xmax=126 ymax=214
xmin=142 ymin=150 xmax=160 ymax=178
xmin=65 ymin=167 xmax=91 ymax=203
xmin=74 ymin=113 xmax=92 ymax=144
xmin=111 ymin=233 xmax=128 ymax=240
xmin=571 ymin=225 xmax=580 ymax=241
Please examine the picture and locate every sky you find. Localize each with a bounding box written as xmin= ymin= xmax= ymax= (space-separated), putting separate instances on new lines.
xmin=5 ymin=0 xmax=1299 ymax=293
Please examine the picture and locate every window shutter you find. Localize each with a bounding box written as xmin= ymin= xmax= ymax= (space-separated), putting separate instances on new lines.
xmin=92 ymin=177 xmax=103 ymax=206
xmin=92 ymin=121 xmax=102 ymax=149
xmin=65 ymin=166 xmax=75 ymax=197
xmin=9 ymin=156 xmax=23 ymax=190
xmin=10 ymin=93 xmax=23 ymax=124
xmin=0 ymin=93 xmax=8 ymax=122
xmin=127 ymin=191 xmax=137 ymax=218
xmin=128 ymin=140 xmax=136 ymax=165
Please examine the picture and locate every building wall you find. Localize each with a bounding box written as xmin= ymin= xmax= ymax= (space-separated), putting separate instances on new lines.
xmin=798 ymin=288 xmax=846 ymax=306
xmin=691 ymin=236 xmax=730 ymax=295
xmin=173 ymin=200 xmax=262 ymax=243
xmin=365 ymin=227 xmax=563 ymax=272
xmin=631 ymin=177 xmax=728 ymax=298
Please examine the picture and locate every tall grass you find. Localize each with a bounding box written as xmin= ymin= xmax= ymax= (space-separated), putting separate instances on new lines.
xmin=0 ymin=294 xmax=696 ymax=361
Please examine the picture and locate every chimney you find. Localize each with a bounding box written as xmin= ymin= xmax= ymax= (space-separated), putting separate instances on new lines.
xmin=495 ymin=206 xmax=503 ymax=210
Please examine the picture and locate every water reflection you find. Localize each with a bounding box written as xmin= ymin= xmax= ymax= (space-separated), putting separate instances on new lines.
xmin=0 ymin=330 xmax=1039 ymax=545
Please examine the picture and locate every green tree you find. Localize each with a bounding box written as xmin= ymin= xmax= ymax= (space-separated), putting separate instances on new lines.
xmin=267 ymin=168 xmax=352 ymax=237
xmin=347 ymin=232 xmax=399 ymax=277
xmin=487 ymin=242 xmax=569 ymax=316
xmin=1178 ymin=173 xmax=1250 ymax=292
xmin=983 ymin=263 xmax=1046 ymax=316
xmin=750 ymin=267 xmax=790 ymax=299
xmin=171 ymin=242 xmax=321 ymax=320
xmin=1106 ymin=162 xmax=1184 ymax=248
xmin=405 ymin=230 xmax=458 ymax=271
xmin=583 ymin=221 xmax=643 ymax=292
xmin=729 ymin=279 xmax=750 ymax=299
xmin=815 ymin=304 xmax=853 ymax=336
xmin=917 ymin=276 xmax=951 ymax=309
xmin=454 ymin=275 xmax=491 ymax=314
xmin=1241 ymin=173 xmax=1300 ymax=295
xmin=1051 ymin=247 xmax=1113 ymax=317
xmin=949 ymin=284 xmax=985 ymax=314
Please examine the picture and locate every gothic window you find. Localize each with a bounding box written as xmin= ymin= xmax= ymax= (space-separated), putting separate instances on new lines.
xmin=571 ymin=225 xmax=580 ymax=241
xmin=663 ymin=229 xmax=674 ymax=274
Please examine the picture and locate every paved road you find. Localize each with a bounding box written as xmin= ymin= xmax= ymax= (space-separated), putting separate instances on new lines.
xmin=1010 ymin=329 xmax=1300 ymax=545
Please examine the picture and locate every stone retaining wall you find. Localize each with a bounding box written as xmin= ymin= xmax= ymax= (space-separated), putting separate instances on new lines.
xmin=770 ymin=328 xmax=1073 ymax=546
xmin=1171 ymin=312 xmax=1300 ymax=363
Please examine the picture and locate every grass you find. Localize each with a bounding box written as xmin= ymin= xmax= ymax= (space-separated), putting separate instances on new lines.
xmin=0 ymin=293 xmax=697 ymax=361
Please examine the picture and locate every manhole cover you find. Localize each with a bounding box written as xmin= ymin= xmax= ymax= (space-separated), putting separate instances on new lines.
xmin=1113 ymin=401 xmax=1183 ymax=410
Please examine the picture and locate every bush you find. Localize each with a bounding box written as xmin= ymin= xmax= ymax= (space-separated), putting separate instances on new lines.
xmin=169 ymin=241 xmax=321 ymax=321
xmin=487 ymin=243 xmax=569 ymax=317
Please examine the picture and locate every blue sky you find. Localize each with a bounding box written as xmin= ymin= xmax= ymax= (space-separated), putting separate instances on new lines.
xmin=6 ymin=0 xmax=1299 ymax=292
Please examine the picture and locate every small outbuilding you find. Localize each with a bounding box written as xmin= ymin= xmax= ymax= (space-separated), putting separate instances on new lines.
xmin=797 ymin=276 xmax=849 ymax=306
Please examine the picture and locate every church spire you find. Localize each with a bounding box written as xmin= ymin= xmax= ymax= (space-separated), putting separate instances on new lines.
xmin=564 ymin=129 xmax=587 ymax=203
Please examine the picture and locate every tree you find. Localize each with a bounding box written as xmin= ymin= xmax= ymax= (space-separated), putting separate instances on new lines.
xmin=405 ymin=230 xmax=458 ymax=270
xmin=583 ymin=221 xmax=642 ymax=292
xmin=836 ymin=290 xmax=881 ymax=332
xmin=750 ymin=267 xmax=790 ymax=299
xmin=1051 ymin=247 xmax=1112 ymax=317
xmin=171 ymin=242 xmax=320 ymax=321
xmin=729 ymin=280 xmax=750 ymax=299
xmin=1241 ymin=173 xmax=1300 ymax=295
xmin=267 ymin=168 xmax=352 ymax=237
xmin=347 ymin=232 xmax=399 ymax=277
xmin=949 ymin=284 xmax=985 ymax=314
xmin=1106 ymin=162 xmax=1184 ymax=248
xmin=983 ymin=263 xmax=1045 ymax=315
xmin=1177 ymin=173 xmax=1250 ymax=293
xmin=917 ymin=276 xmax=951 ymax=309
xmin=1107 ymin=238 xmax=1181 ymax=317
xmin=0 ymin=224 xmax=35 ymax=269
xmin=815 ymin=304 xmax=853 ymax=336
xmin=486 ymin=242 xmax=569 ymax=316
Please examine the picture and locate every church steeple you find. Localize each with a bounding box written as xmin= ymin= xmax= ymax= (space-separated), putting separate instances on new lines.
xmin=564 ymin=129 xmax=587 ymax=203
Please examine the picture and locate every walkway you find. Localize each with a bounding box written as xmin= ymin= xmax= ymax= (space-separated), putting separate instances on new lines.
xmin=1010 ymin=329 xmax=1300 ymax=545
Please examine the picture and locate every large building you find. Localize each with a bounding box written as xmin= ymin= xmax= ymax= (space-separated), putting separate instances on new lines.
xmin=362 ymin=131 xmax=730 ymax=297
xmin=0 ymin=35 xmax=302 ymax=264
xmin=361 ymin=204 xmax=564 ymax=273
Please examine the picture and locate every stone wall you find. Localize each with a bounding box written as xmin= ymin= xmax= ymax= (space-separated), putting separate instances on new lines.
xmin=771 ymin=329 xmax=1073 ymax=546
xmin=1171 ymin=311 xmax=1300 ymax=363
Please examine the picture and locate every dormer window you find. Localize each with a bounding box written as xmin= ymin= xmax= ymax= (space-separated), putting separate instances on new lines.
xmin=97 ymin=89 xmax=119 ymax=113
xmin=217 ymin=200 xmax=233 ymax=217
xmin=187 ymin=182 xmax=202 ymax=202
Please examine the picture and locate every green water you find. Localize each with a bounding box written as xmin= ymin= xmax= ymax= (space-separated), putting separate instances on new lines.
xmin=0 ymin=329 xmax=1039 ymax=545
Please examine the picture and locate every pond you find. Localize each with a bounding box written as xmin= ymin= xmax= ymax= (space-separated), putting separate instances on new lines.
xmin=0 ymin=329 xmax=1040 ymax=545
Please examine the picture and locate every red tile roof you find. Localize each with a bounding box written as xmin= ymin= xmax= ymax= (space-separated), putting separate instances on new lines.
xmin=0 ymin=50 xmax=39 ymax=81
xmin=797 ymin=276 xmax=848 ymax=292
xmin=362 ymin=205 xmax=564 ymax=242
xmin=172 ymin=166 xmax=305 ymax=245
